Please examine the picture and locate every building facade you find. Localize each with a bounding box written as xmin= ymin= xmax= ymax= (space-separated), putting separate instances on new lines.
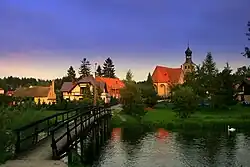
xmin=152 ymin=46 xmax=195 ymax=97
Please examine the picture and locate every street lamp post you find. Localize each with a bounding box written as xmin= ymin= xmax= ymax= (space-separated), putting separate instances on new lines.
xmin=93 ymin=63 xmax=97 ymax=106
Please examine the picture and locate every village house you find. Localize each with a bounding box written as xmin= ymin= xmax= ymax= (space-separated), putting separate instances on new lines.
xmin=95 ymin=77 xmax=125 ymax=99
xmin=0 ymin=88 xmax=4 ymax=95
xmin=13 ymin=80 xmax=56 ymax=104
xmin=236 ymin=78 xmax=250 ymax=102
xmin=60 ymin=76 xmax=107 ymax=101
xmin=152 ymin=46 xmax=195 ymax=97
xmin=60 ymin=76 xmax=125 ymax=102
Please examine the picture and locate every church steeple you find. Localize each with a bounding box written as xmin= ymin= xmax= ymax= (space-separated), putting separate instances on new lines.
xmin=182 ymin=43 xmax=195 ymax=74
xmin=185 ymin=44 xmax=192 ymax=63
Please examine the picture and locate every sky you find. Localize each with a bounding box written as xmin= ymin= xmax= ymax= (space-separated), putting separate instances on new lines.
xmin=0 ymin=0 xmax=250 ymax=81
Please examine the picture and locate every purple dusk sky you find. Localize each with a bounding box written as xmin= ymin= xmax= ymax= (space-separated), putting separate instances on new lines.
xmin=0 ymin=0 xmax=250 ymax=81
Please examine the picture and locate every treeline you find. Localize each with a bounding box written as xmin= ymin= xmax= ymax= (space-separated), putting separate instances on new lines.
xmin=0 ymin=57 xmax=117 ymax=91
xmin=172 ymin=52 xmax=249 ymax=118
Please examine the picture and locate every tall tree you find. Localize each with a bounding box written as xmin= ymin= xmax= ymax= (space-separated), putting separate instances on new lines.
xmin=79 ymin=58 xmax=91 ymax=78
xmin=242 ymin=21 xmax=250 ymax=58
xmin=102 ymin=57 xmax=116 ymax=78
xmin=125 ymin=69 xmax=133 ymax=82
xmin=213 ymin=63 xmax=236 ymax=107
xmin=96 ymin=65 xmax=102 ymax=77
xmin=67 ymin=66 xmax=76 ymax=82
xmin=146 ymin=73 xmax=153 ymax=85
xmin=201 ymin=52 xmax=218 ymax=96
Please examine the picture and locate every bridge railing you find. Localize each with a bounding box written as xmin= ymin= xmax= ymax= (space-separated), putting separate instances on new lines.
xmin=50 ymin=106 xmax=111 ymax=159
xmin=14 ymin=106 xmax=90 ymax=155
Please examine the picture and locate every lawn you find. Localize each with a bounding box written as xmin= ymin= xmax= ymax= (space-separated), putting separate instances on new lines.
xmin=112 ymin=103 xmax=250 ymax=130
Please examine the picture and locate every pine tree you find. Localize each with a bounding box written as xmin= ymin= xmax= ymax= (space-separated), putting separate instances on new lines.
xmin=102 ymin=57 xmax=116 ymax=78
xmin=146 ymin=73 xmax=153 ymax=85
xmin=96 ymin=65 xmax=102 ymax=77
xmin=67 ymin=66 xmax=76 ymax=82
xmin=213 ymin=63 xmax=236 ymax=107
xmin=79 ymin=58 xmax=91 ymax=78
xmin=125 ymin=69 xmax=133 ymax=82
xmin=201 ymin=52 xmax=218 ymax=96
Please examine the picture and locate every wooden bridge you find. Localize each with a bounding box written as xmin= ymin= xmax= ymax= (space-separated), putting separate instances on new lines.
xmin=1 ymin=105 xmax=113 ymax=167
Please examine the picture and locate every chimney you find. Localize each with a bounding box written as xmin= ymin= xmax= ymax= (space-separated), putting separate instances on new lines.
xmin=51 ymin=80 xmax=55 ymax=92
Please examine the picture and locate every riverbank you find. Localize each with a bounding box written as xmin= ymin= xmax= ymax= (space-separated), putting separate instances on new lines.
xmin=111 ymin=103 xmax=250 ymax=130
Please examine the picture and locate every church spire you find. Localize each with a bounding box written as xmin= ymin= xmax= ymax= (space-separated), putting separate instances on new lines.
xmin=185 ymin=43 xmax=192 ymax=63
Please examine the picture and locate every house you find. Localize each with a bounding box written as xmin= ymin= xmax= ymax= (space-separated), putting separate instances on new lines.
xmin=0 ymin=88 xmax=4 ymax=95
xmin=236 ymin=78 xmax=250 ymax=102
xmin=60 ymin=76 xmax=107 ymax=101
xmin=95 ymin=77 xmax=125 ymax=99
xmin=152 ymin=66 xmax=184 ymax=97
xmin=13 ymin=80 xmax=56 ymax=104
xmin=152 ymin=46 xmax=195 ymax=97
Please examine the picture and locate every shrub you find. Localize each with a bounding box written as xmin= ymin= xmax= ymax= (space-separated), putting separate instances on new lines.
xmin=172 ymin=86 xmax=199 ymax=118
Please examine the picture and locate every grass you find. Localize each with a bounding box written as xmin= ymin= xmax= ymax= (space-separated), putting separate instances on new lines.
xmin=112 ymin=103 xmax=250 ymax=130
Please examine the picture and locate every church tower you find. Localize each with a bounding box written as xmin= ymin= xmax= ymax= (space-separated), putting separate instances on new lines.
xmin=182 ymin=45 xmax=196 ymax=74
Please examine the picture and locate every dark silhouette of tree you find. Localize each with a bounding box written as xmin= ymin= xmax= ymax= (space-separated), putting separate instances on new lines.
xmin=96 ymin=65 xmax=102 ymax=77
xmin=67 ymin=66 xmax=76 ymax=82
xmin=102 ymin=57 xmax=116 ymax=78
xmin=125 ymin=69 xmax=133 ymax=82
xmin=79 ymin=58 xmax=91 ymax=78
xmin=242 ymin=21 xmax=250 ymax=58
xmin=146 ymin=73 xmax=153 ymax=85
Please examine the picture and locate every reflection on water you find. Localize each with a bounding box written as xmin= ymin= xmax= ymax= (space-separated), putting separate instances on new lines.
xmin=89 ymin=128 xmax=250 ymax=167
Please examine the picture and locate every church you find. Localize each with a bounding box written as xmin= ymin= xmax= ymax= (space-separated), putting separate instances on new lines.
xmin=152 ymin=46 xmax=196 ymax=97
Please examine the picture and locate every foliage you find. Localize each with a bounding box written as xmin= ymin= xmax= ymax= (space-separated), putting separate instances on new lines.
xmin=96 ymin=65 xmax=103 ymax=77
xmin=79 ymin=58 xmax=91 ymax=78
xmin=125 ymin=69 xmax=133 ymax=82
xmin=172 ymin=86 xmax=199 ymax=118
xmin=242 ymin=21 xmax=250 ymax=58
xmin=67 ymin=66 xmax=76 ymax=82
xmin=102 ymin=57 xmax=116 ymax=78
xmin=120 ymin=82 xmax=146 ymax=120
xmin=0 ymin=76 xmax=51 ymax=91
xmin=138 ymin=73 xmax=158 ymax=108
xmin=212 ymin=63 xmax=237 ymax=108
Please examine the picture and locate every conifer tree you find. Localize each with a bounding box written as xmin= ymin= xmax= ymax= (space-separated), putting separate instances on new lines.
xmin=201 ymin=52 xmax=218 ymax=96
xmin=79 ymin=58 xmax=91 ymax=78
xmin=67 ymin=66 xmax=76 ymax=82
xmin=96 ymin=65 xmax=102 ymax=77
xmin=125 ymin=69 xmax=133 ymax=82
xmin=102 ymin=57 xmax=116 ymax=78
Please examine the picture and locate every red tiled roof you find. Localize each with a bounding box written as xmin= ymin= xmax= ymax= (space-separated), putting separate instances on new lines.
xmin=152 ymin=66 xmax=183 ymax=84
xmin=95 ymin=77 xmax=125 ymax=93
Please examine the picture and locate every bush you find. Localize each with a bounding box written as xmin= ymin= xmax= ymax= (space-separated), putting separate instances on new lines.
xmin=172 ymin=86 xmax=199 ymax=118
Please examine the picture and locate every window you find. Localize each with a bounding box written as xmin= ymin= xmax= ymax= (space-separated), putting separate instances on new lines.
xmin=185 ymin=66 xmax=187 ymax=69
xmin=80 ymin=87 xmax=89 ymax=94
xmin=79 ymin=98 xmax=83 ymax=100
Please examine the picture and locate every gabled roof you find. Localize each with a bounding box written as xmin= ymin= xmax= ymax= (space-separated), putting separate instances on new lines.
xmin=95 ymin=77 xmax=125 ymax=91
xmin=13 ymin=86 xmax=50 ymax=97
xmin=60 ymin=82 xmax=77 ymax=92
xmin=152 ymin=65 xmax=183 ymax=84
xmin=60 ymin=76 xmax=106 ymax=92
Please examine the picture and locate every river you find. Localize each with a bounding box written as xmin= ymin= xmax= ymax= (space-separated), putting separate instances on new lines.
xmin=76 ymin=127 xmax=250 ymax=167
